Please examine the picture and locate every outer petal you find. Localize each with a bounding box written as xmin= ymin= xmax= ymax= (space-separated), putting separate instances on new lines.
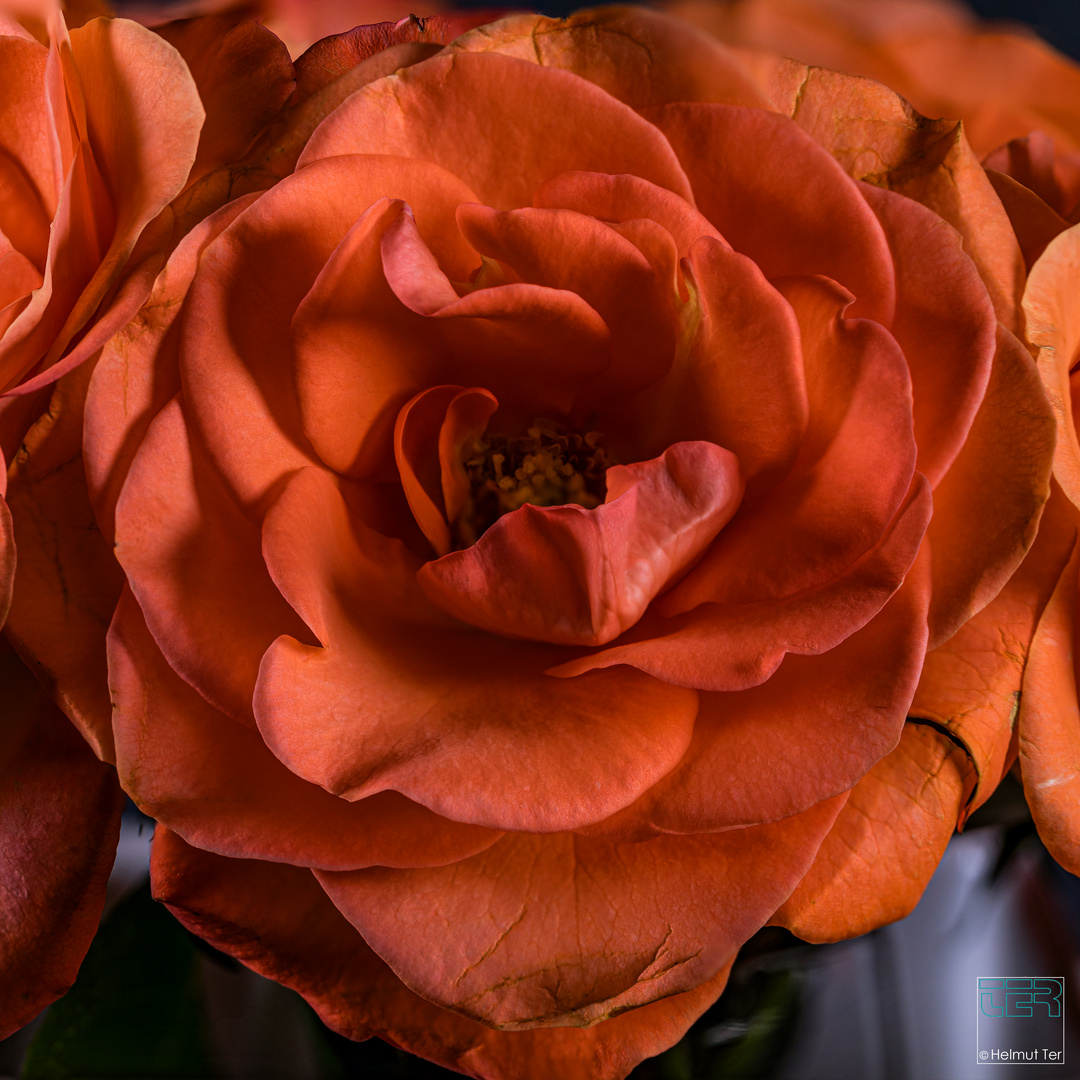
xmin=254 ymin=466 xmax=700 ymax=833
xmin=107 ymin=586 xmax=502 ymax=872
xmin=151 ymin=830 xmax=734 ymax=1080
xmin=1024 ymin=222 xmax=1080 ymax=511
xmin=316 ymin=797 xmax=846 ymax=1027
xmin=0 ymin=639 xmax=124 ymax=1039
xmin=446 ymin=7 xmax=774 ymax=112
xmin=774 ymin=721 xmax=972 ymax=943
xmin=752 ymin=58 xmax=1026 ymax=331
xmin=1018 ymin=524 xmax=1080 ymax=876
xmin=297 ymin=51 xmax=695 ymax=209
xmin=911 ymin=486 xmax=1078 ymax=821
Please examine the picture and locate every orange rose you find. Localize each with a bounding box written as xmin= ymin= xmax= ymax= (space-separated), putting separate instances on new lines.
xmin=667 ymin=0 xmax=1080 ymax=158
xmin=5 ymin=5 xmax=1056 ymax=1075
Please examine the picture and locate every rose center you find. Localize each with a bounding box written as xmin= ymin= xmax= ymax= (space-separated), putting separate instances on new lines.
xmin=454 ymin=421 xmax=613 ymax=548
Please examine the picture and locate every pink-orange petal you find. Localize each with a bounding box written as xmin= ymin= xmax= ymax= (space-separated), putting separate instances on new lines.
xmin=108 ymin=586 xmax=502 ymax=872
xmin=114 ymin=395 xmax=310 ymax=726
xmin=549 ymin=474 xmax=930 ymax=691
xmin=255 ymin=465 xmax=699 ymax=833
xmin=420 ymin=441 xmax=742 ymax=646
xmin=151 ymin=828 xmax=734 ymax=1080
xmin=663 ymin=273 xmax=915 ymax=612
xmin=647 ymin=101 xmax=895 ymax=325
xmin=0 ymin=638 xmax=124 ymax=1039
xmin=859 ymin=181 xmax=995 ymax=488
xmin=579 ymin=550 xmax=930 ymax=840
xmin=923 ymin=324 xmax=1056 ymax=648
xmin=298 ymin=51 xmax=694 ymax=209
xmin=317 ymin=797 xmax=845 ymax=1027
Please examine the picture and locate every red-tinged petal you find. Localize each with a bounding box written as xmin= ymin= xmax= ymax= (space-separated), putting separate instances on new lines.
xmin=255 ymin=465 xmax=699 ymax=832
xmin=533 ymin=171 xmax=726 ymax=259
xmin=154 ymin=14 xmax=295 ymax=185
xmin=0 ymin=154 xmax=50 ymax=274
xmin=0 ymin=496 xmax=11 ymax=624
xmin=447 ymin=7 xmax=773 ymax=112
xmin=749 ymin=58 xmax=1026 ymax=332
xmin=662 ymin=274 xmax=915 ymax=613
xmin=579 ymin=550 xmax=930 ymax=840
xmin=605 ymin=236 xmax=807 ymax=493
xmin=1018 ymin=531 xmax=1080 ymax=876
xmin=317 ymin=797 xmax=845 ymax=1027
xmin=0 ymin=246 xmax=41 ymax=330
xmin=108 ymin=587 xmax=501 ymax=871
xmin=455 ymin=203 xmax=677 ymax=403
xmin=151 ymin=830 xmax=734 ymax=1080
xmin=297 ymin=52 xmax=695 ymax=209
xmin=83 ymin=192 xmax=258 ymax=541
xmin=0 ymin=638 xmax=124 ymax=1040
xmin=912 ymin=486 xmax=1077 ymax=821
xmin=3 ymin=362 xmax=120 ymax=761
xmin=1024 ymin=222 xmax=1080 ymax=512
xmin=114 ymin=396 xmax=310 ymax=727
xmin=549 ymin=474 xmax=930 ymax=691
xmin=985 ymin=169 xmax=1070 ymax=271
xmin=859 ymin=182 xmax=995 ymax=488
xmin=924 ymin=324 xmax=1055 ymax=648
xmin=290 ymin=15 xmax=447 ymax=103
xmin=647 ymin=101 xmax=895 ymax=325
xmin=774 ymin=721 xmax=972 ymax=943
xmin=420 ymin=442 xmax=743 ymax=647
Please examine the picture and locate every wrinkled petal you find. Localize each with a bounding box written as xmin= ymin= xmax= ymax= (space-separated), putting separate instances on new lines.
xmin=774 ymin=721 xmax=972 ymax=942
xmin=317 ymin=797 xmax=845 ymax=1027
xmin=152 ymin=829 xmax=734 ymax=1080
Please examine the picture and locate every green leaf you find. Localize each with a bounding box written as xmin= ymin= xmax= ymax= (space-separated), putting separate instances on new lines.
xmin=21 ymin=881 xmax=214 ymax=1079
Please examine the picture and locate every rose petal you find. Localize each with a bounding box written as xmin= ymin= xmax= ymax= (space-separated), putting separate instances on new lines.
xmin=108 ymin=586 xmax=502 ymax=871
xmin=298 ymin=51 xmax=695 ymax=209
xmin=923 ymin=324 xmax=1056 ymax=648
xmin=548 ymin=473 xmax=930 ymax=691
xmin=774 ymin=721 xmax=971 ymax=942
xmin=578 ymin=549 xmax=930 ymax=839
xmin=317 ymin=797 xmax=845 ymax=1026
xmin=662 ymin=273 xmax=915 ymax=613
xmin=647 ymin=101 xmax=895 ymax=325
xmin=420 ymin=442 xmax=743 ymax=646
xmin=152 ymin=829 xmax=734 ymax=1079
xmin=114 ymin=396 xmax=310 ymax=726
xmin=1018 ymin=524 xmax=1080 ymax=876
xmin=255 ymin=465 xmax=699 ymax=832
xmin=0 ymin=638 xmax=123 ymax=1039
xmin=985 ymin=168 xmax=1070 ymax=270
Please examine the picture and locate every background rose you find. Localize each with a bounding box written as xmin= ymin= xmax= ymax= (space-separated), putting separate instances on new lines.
xmin=665 ymin=0 xmax=1080 ymax=158
xmin=6 ymin=4 xmax=1058 ymax=1077
xmin=0 ymin=0 xmax=391 ymax=1037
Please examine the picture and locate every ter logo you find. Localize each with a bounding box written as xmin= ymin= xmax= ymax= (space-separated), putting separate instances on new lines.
xmin=979 ymin=978 xmax=1063 ymax=1019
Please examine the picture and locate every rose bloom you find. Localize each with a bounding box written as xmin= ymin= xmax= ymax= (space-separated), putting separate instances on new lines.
xmin=3 ymin=4 xmax=1061 ymax=1076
